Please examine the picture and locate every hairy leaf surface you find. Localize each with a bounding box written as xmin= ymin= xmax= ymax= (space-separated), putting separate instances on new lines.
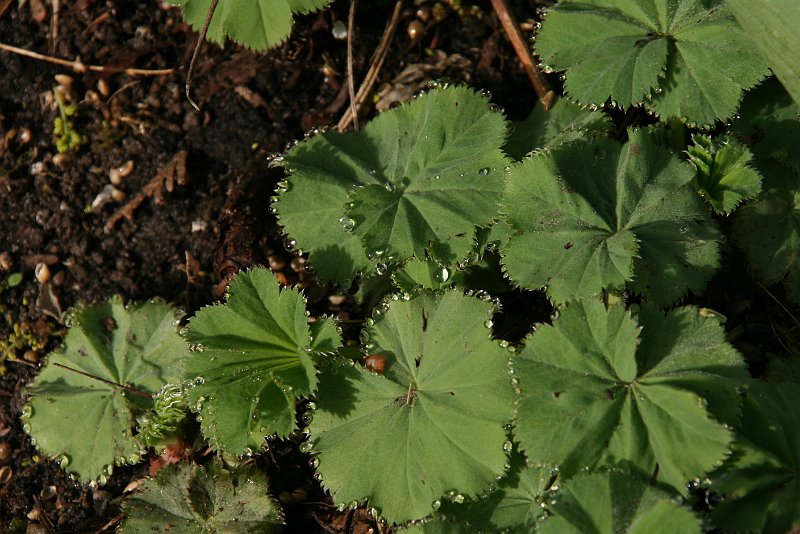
xmin=185 ymin=268 xmax=340 ymax=454
xmin=120 ymin=461 xmax=282 ymax=533
xmin=23 ymin=298 xmax=187 ymax=482
xmin=539 ymin=467 xmax=701 ymax=534
xmin=275 ymin=86 xmax=508 ymax=283
xmin=726 ymin=0 xmax=800 ymax=105
xmin=514 ymin=299 xmax=746 ymax=492
xmin=535 ymin=0 xmax=766 ymax=125
xmin=687 ymin=134 xmax=762 ymax=214
xmin=310 ymin=291 xmax=515 ymax=524
xmin=711 ymin=379 xmax=800 ymax=532
xmin=501 ymin=131 xmax=720 ymax=305
xmin=171 ymin=0 xmax=332 ymax=51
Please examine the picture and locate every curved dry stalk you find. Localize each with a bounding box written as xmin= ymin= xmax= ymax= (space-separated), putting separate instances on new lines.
xmin=185 ymin=0 xmax=220 ymax=111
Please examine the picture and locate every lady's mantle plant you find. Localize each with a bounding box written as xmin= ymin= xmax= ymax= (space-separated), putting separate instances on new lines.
xmin=18 ymin=0 xmax=800 ymax=529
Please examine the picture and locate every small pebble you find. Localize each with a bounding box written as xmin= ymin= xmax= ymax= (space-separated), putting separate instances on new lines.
xmin=18 ymin=128 xmax=32 ymax=144
xmin=26 ymin=523 xmax=47 ymax=534
xmin=97 ymin=79 xmax=111 ymax=97
xmin=23 ymin=350 xmax=39 ymax=363
xmin=407 ymin=20 xmax=424 ymax=40
xmin=328 ymin=294 xmax=347 ymax=306
xmin=34 ymin=263 xmax=51 ymax=284
xmin=52 ymin=153 xmax=69 ymax=168
xmin=54 ymin=73 xmax=73 ymax=89
xmin=0 ymin=252 xmax=11 ymax=271
xmin=0 ymin=442 xmax=11 ymax=460
xmin=332 ymin=20 xmax=347 ymax=40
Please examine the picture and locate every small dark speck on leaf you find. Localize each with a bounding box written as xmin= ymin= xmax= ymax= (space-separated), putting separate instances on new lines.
xmin=564 ymin=242 xmax=573 ymax=250
xmin=447 ymin=391 xmax=455 ymax=396
xmin=604 ymin=389 xmax=615 ymax=400
xmin=553 ymin=391 xmax=564 ymax=398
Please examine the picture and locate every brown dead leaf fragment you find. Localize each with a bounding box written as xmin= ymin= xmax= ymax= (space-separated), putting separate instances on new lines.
xmin=104 ymin=150 xmax=188 ymax=233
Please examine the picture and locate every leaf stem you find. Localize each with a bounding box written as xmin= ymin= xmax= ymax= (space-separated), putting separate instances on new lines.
xmin=185 ymin=0 xmax=220 ymax=112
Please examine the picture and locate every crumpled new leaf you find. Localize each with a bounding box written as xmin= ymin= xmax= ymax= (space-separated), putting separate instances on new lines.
xmin=687 ymin=134 xmax=762 ymax=214
xmin=274 ymin=86 xmax=508 ymax=284
xmin=171 ymin=0 xmax=332 ymax=51
xmin=185 ymin=268 xmax=340 ymax=454
xmin=501 ymin=130 xmax=720 ymax=305
xmin=309 ymin=291 xmax=515 ymax=524
xmin=539 ymin=467 xmax=701 ymax=534
xmin=513 ymin=299 xmax=747 ymax=493
xmin=120 ymin=461 xmax=282 ymax=533
xmin=535 ymin=0 xmax=767 ymax=125
xmin=710 ymin=379 xmax=800 ymax=533
xmin=23 ymin=297 xmax=188 ymax=482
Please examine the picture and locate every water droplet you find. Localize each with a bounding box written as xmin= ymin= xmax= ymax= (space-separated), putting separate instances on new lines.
xmin=479 ymin=168 xmax=490 ymax=176
xmin=384 ymin=181 xmax=396 ymax=192
xmin=453 ymin=494 xmax=465 ymax=504
xmin=679 ymin=225 xmax=688 ymax=234
xmin=434 ymin=266 xmax=450 ymax=283
xmin=338 ymin=216 xmax=355 ymax=232
xmin=484 ymin=319 xmax=493 ymax=329
xmin=431 ymin=499 xmax=441 ymax=511
xmin=503 ymin=441 xmax=513 ymax=452
xmin=309 ymin=457 xmax=320 ymax=469
xmin=299 ymin=441 xmax=313 ymax=453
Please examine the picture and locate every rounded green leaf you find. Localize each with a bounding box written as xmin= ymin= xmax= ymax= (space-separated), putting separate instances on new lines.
xmin=536 ymin=0 xmax=767 ymax=126
xmin=185 ymin=268 xmax=340 ymax=454
xmin=275 ymin=85 xmax=509 ymax=283
xmin=23 ymin=297 xmax=188 ymax=482
xmin=171 ymin=0 xmax=332 ymax=51
xmin=540 ymin=467 xmax=701 ymax=534
xmin=501 ymin=131 xmax=720 ymax=305
xmin=120 ymin=461 xmax=282 ymax=533
xmin=513 ymin=299 xmax=747 ymax=492
xmin=309 ymin=291 xmax=515 ymax=524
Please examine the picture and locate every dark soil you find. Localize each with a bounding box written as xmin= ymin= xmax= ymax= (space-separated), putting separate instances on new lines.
xmin=0 ymin=1 xmax=548 ymax=531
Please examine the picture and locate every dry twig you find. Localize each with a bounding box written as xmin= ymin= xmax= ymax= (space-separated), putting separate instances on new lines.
xmin=105 ymin=151 xmax=188 ymax=234
xmin=185 ymin=0 xmax=220 ymax=111
xmin=490 ymin=0 xmax=555 ymax=109
xmin=0 ymin=41 xmax=174 ymax=75
xmin=346 ymin=0 xmax=359 ymax=131
xmin=338 ymin=0 xmax=403 ymax=131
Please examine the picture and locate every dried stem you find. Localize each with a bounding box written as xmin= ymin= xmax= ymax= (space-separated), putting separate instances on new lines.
xmin=346 ymin=0 xmax=359 ymax=131
xmin=338 ymin=0 xmax=403 ymax=131
xmin=0 ymin=41 xmax=174 ymax=75
xmin=489 ymin=0 xmax=555 ymax=110
xmin=185 ymin=0 xmax=220 ymax=111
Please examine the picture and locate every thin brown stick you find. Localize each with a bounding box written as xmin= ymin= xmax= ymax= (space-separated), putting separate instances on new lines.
xmin=185 ymin=0 xmax=220 ymax=112
xmin=52 ymin=362 xmax=153 ymax=398
xmin=0 ymin=41 xmax=174 ymax=75
xmin=489 ymin=0 xmax=555 ymax=110
xmin=338 ymin=0 xmax=403 ymax=131
xmin=346 ymin=0 xmax=359 ymax=131
xmin=0 ymin=0 xmax=12 ymax=20
xmin=49 ymin=0 xmax=60 ymax=55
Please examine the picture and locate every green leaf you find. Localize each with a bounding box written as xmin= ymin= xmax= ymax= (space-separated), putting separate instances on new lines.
xmin=503 ymin=96 xmax=612 ymax=160
xmin=734 ymin=77 xmax=800 ymax=173
xmin=711 ymin=380 xmax=800 ymax=533
xmin=733 ymin=160 xmax=800 ymax=300
xmin=501 ymin=130 xmax=720 ymax=305
xmin=185 ymin=268 xmax=340 ymax=454
xmin=726 ymin=0 xmax=800 ymax=105
xmin=120 ymin=461 xmax=282 ymax=533
xmin=513 ymin=299 xmax=746 ymax=492
xmin=309 ymin=291 xmax=515 ymax=524
xmin=23 ymin=297 xmax=188 ymax=482
xmin=539 ymin=467 xmax=701 ymax=534
xmin=171 ymin=0 xmax=332 ymax=51
xmin=536 ymin=0 xmax=767 ymax=126
xmin=440 ymin=444 xmax=551 ymax=532
xmin=687 ymin=134 xmax=762 ymax=214
xmin=275 ymin=85 xmax=509 ymax=284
